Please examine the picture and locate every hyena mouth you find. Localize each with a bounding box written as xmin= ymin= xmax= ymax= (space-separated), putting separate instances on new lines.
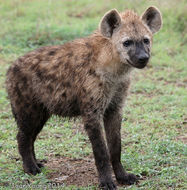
xmin=126 ymin=59 xmax=136 ymax=67
xmin=126 ymin=59 xmax=147 ymax=69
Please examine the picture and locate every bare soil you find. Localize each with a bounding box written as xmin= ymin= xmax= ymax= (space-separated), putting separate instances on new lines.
xmin=46 ymin=156 xmax=98 ymax=187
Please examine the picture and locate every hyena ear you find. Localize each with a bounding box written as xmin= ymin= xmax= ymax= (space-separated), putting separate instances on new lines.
xmin=141 ymin=6 xmax=162 ymax=34
xmin=99 ymin=9 xmax=121 ymax=38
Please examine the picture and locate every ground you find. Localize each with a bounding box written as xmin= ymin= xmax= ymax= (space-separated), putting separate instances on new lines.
xmin=0 ymin=0 xmax=187 ymax=189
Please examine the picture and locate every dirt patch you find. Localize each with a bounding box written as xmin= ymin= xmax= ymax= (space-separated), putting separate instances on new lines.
xmin=46 ymin=156 xmax=98 ymax=187
xmin=46 ymin=155 xmax=137 ymax=188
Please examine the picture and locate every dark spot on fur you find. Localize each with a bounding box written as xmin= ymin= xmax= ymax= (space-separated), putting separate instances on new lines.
xmin=47 ymin=85 xmax=53 ymax=93
xmin=99 ymin=83 xmax=103 ymax=87
xmin=62 ymin=81 xmax=71 ymax=88
xmin=62 ymin=92 xmax=66 ymax=98
xmin=53 ymin=64 xmax=59 ymax=70
xmin=15 ymin=85 xmax=21 ymax=97
xmin=64 ymin=62 xmax=70 ymax=70
xmin=88 ymin=69 xmax=96 ymax=76
xmin=21 ymin=76 xmax=28 ymax=86
xmin=93 ymin=108 xmax=98 ymax=113
xmin=36 ymin=55 xmax=42 ymax=61
xmin=48 ymin=50 xmax=56 ymax=56
xmin=87 ymin=52 xmax=92 ymax=59
xmin=30 ymin=64 xmax=36 ymax=71
xmin=46 ymin=74 xmax=56 ymax=81
xmin=85 ymin=42 xmax=92 ymax=49
xmin=12 ymin=65 xmax=20 ymax=74
xmin=66 ymin=52 xmax=73 ymax=58
xmin=81 ymin=52 xmax=92 ymax=66
xmin=36 ymin=70 xmax=43 ymax=80
xmin=82 ymin=88 xmax=86 ymax=93
xmin=81 ymin=62 xmax=87 ymax=67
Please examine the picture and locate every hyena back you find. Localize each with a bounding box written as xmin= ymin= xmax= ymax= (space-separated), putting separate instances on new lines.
xmin=6 ymin=7 xmax=162 ymax=190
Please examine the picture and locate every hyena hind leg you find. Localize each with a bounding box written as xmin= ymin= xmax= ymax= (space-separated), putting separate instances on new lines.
xmin=31 ymin=107 xmax=50 ymax=168
xmin=14 ymin=103 xmax=50 ymax=175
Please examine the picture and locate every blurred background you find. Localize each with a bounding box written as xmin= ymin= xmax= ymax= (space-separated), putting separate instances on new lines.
xmin=0 ymin=0 xmax=186 ymax=189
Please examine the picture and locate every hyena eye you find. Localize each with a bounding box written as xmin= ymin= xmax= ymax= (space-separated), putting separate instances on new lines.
xmin=123 ymin=40 xmax=133 ymax=47
xmin=143 ymin=38 xmax=150 ymax=44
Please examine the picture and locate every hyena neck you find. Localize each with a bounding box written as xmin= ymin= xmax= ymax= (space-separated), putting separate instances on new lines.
xmin=96 ymin=44 xmax=133 ymax=81
xmin=96 ymin=63 xmax=133 ymax=85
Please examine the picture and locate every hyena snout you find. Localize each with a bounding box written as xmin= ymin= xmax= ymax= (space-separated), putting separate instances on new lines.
xmin=128 ymin=49 xmax=150 ymax=69
xmin=138 ymin=52 xmax=149 ymax=64
xmin=136 ymin=51 xmax=149 ymax=68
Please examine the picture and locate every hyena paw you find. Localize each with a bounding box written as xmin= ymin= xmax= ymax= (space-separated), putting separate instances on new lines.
xmin=99 ymin=180 xmax=117 ymax=190
xmin=36 ymin=161 xmax=44 ymax=168
xmin=116 ymin=172 xmax=139 ymax=185
xmin=24 ymin=163 xmax=41 ymax=175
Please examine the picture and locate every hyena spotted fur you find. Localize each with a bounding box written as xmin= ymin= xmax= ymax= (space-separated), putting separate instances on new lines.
xmin=6 ymin=7 xmax=162 ymax=189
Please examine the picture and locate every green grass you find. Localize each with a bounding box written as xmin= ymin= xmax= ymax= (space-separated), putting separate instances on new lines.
xmin=0 ymin=0 xmax=187 ymax=189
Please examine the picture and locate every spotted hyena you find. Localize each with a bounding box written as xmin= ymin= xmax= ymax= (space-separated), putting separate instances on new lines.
xmin=6 ymin=6 xmax=162 ymax=189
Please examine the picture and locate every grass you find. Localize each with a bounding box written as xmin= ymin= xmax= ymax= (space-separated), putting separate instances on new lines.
xmin=0 ymin=0 xmax=187 ymax=189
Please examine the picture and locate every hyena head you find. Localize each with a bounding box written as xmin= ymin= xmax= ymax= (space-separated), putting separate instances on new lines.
xmin=99 ymin=7 xmax=162 ymax=69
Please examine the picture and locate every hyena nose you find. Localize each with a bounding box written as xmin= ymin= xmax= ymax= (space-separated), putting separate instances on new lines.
xmin=138 ymin=53 xmax=149 ymax=64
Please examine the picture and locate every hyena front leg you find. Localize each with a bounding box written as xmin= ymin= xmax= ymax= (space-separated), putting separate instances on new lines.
xmin=104 ymin=110 xmax=138 ymax=185
xmin=83 ymin=115 xmax=117 ymax=190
